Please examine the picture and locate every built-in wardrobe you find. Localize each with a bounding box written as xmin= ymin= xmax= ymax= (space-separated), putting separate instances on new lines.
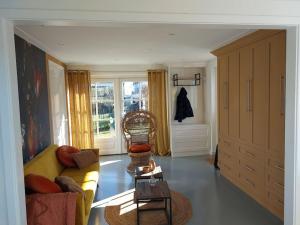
xmin=212 ymin=30 xmax=285 ymax=220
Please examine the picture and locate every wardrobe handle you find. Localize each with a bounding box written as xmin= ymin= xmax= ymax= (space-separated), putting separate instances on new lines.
xmin=281 ymin=76 xmax=285 ymax=116
xmin=246 ymin=151 xmax=255 ymax=158
xmin=223 ymin=152 xmax=231 ymax=158
xmin=224 ymin=82 xmax=229 ymax=109
xmin=245 ymin=165 xmax=255 ymax=173
xmin=249 ymin=79 xmax=252 ymax=112
xmin=274 ymin=164 xmax=284 ymax=171
xmin=247 ymin=80 xmax=251 ymax=112
xmin=224 ymin=164 xmax=231 ymax=171
xmin=223 ymin=82 xmax=226 ymax=109
xmin=277 ymin=199 xmax=284 ymax=205
xmin=245 ymin=178 xmax=255 ymax=187
xmin=275 ymin=181 xmax=284 ymax=188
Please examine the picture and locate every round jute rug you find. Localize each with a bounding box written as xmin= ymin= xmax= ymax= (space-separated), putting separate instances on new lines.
xmin=104 ymin=190 xmax=192 ymax=225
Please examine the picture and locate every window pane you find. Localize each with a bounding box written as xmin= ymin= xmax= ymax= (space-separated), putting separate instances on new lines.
xmin=91 ymin=82 xmax=115 ymax=137
xmin=122 ymin=81 xmax=148 ymax=116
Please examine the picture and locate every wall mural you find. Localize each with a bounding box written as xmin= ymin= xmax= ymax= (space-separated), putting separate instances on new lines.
xmin=15 ymin=35 xmax=51 ymax=164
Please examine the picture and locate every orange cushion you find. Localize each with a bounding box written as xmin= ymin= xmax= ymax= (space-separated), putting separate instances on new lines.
xmin=56 ymin=145 xmax=80 ymax=168
xmin=25 ymin=174 xmax=62 ymax=194
xmin=129 ymin=144 xmax=151 ymax=153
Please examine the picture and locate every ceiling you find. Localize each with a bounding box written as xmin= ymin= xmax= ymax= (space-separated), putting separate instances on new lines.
xmin=16 ymin=24 xmax=253 ymax=66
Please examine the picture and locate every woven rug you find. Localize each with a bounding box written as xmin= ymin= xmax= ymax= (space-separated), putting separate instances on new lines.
xmin=104 ymin=190 xmax=192 ymax=225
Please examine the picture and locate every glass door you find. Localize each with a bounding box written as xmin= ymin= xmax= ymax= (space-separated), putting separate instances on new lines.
xmin=120 ymin=79 xmax=148 ymax=153
xmin=90 ymin=78 xmax=148 ymax=155
xmin=91 ymin=80 xmax=121 ymax=155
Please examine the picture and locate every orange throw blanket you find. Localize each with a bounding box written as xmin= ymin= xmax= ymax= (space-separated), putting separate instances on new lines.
xmin=26 ymin=192 xmax=77 ymax=225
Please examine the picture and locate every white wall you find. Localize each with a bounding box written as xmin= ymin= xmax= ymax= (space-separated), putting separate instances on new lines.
xmin=285 ymin=26 xmax=299 ymax=225
xmin=169 ymin=67 xmax=205 ymax=125
xmin=0 ymin=19 xmax=27 ymax=225
xmin=205 ymin=59 xmax=218 ymax=154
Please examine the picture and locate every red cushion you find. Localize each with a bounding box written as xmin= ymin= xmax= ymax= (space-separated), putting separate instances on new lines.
xmin=129 ymin=144 xmax=151 ymax=153
xmin=25 ymin=174 xmax=62 ymax=194
xmin=56 ymin=145 xmax=80 ymax=167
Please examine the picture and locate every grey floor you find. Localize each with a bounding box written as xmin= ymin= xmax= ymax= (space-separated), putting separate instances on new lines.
xmin=88 ymin=155 xmax=283 ymax=225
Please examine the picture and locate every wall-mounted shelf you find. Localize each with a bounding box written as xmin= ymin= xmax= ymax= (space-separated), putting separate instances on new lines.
xmin=172 ymin=73 xmax=201 ymax=86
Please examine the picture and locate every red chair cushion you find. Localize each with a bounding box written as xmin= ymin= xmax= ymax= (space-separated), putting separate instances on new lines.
xmin=129 ymin=144 xmax=151 ymax=153
xmin=56 ymin=145 xmax=80 ymax=168
xmin=25 ymin=174 xmax=62 ymax=194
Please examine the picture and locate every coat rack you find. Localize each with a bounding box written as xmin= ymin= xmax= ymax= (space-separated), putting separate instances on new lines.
xmin=172 ymin=73 xmax=201 ymax=86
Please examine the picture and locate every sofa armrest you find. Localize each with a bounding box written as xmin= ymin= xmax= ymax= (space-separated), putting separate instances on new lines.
xmin=80 ymin=148 xmax=100 ymax=156
xmin=75 ymin=192 xmax=86 ymax=225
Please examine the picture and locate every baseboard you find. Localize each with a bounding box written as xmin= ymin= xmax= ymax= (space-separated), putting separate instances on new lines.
xmin=171 ymin=149 xmax=210 ymax=157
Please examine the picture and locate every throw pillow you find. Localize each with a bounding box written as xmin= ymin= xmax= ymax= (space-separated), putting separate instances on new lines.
xmin=72 ymin=150 xmax=99 ymax=169
xmin=25 ymin=174 xmax=62 ymax=194
xmin=129 ymin=143 xmax=151 ymax=153
xmin=55 ymin=176 xmax=84 ymax=195
xmin=56 ymin=145 xmax=80 ymax=167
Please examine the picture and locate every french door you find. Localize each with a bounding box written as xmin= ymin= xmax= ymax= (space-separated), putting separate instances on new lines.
xmin=91 ymin=78 xmax=148 ymax=155
xmin=91 ymin=79 xmax=121 ymax=155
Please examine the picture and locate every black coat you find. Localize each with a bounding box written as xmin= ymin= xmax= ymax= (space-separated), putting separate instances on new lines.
xmin=174 ymin=87 xmax=194 ymax=122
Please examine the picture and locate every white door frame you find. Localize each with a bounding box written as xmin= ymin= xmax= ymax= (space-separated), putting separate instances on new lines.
xmin=0 ymin=12 xmax=300 ymax=225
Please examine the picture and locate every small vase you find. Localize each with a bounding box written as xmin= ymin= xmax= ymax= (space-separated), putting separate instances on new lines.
xmin=149 ymin=174 xmax=156 ymax=186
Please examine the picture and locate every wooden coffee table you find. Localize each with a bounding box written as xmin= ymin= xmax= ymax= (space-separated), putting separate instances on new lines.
xmin=134 ymin=181 xmax=172 ymax=225
xmin=134 ymin=166 xmax=163 ymax=188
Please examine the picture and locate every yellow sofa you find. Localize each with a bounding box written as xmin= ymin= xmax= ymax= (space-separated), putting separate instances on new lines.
xmin=24 ymin=144 xmax=100 ymax=225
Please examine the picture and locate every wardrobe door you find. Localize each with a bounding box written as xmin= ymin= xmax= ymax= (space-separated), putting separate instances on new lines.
xmin=228 ymin=51 xmax=239 ymax=139
xmin=269 ymin=32 xmax=286 ymax=158
xmin=267 ymin=31 xmax=285 ymax=220
xmin=239 ymin=46 xmax=253 ymax=144
xmin=218 ymin=55 xmax=229 ymax=138
xmin=252 ymin=40 xmax=269 ymax=149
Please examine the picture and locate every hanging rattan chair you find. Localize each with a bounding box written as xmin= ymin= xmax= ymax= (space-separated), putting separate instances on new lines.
xmin=121 ymin=110 xmax=157 ymax=173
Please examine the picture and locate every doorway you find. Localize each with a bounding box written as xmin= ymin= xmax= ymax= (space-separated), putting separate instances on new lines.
xmin=91 ymin=78 xmax=148 ymax=155
xmin=1 ymin=19 xmax=299 ymax=225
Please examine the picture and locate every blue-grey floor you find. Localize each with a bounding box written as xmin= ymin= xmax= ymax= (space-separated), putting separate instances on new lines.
xmin=88 ymin=155 xmax=283 ymax=225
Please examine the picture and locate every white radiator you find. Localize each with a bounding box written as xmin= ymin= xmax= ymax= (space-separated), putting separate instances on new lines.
xmin=171 ymin=124 xmax=210 ymax=157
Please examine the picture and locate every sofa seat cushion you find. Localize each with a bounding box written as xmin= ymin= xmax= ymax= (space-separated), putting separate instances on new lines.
xmin=61 ymin=163 xmax=99 ymax=184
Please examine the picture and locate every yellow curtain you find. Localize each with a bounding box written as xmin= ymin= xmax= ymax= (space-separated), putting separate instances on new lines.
xmin=66 ymin=70 xmax=94 ymax=149
xmin=148 ymin=70 xmax=170 ymax=156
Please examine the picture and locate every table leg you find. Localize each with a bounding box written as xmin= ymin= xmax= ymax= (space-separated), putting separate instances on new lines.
xmin=137 ymin=201 xmax=140 ymax=225
xmin=135 ymin=178 xmax=137 ymax=188
xmin=169 ymin=198 xmax=172 ymax=225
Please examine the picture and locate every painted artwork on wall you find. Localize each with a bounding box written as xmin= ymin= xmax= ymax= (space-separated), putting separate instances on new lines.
xmin=15 ymin=35 xmax=51 ymax=164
